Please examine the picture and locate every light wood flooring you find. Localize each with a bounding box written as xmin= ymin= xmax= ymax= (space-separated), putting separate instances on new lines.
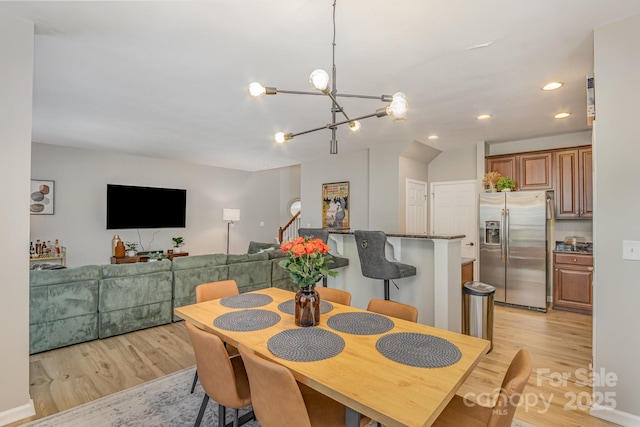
xmin=10 ymin=306 xmax=619 ymax=427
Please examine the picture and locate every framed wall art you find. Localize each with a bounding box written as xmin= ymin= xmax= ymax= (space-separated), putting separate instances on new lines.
xmin=322 ymin=181 xmax=349 ymax=230
xmin=30 ymin=179 xmax=55 ymax=215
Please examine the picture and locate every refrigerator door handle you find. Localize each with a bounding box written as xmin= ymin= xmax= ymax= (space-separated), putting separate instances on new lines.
xmin=505 ymin=208 xmax=510 ymax=263
xmin=501 ymin=209 xmax=506 ymax=262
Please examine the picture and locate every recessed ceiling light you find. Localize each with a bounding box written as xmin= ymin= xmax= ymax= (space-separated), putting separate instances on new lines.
xmin=554 ymin=112 xmax=571 ymax=119
xmin=477 ymin=114 xmax=492 ymax=120
xmin=427 ymin=135 xmax=439 ymax=140
xmin=542 ymin=82 xmax=564 ymax=91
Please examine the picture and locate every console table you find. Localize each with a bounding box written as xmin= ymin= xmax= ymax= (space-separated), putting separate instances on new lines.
xmin=110 ymin=252 xmax=189 ymax=264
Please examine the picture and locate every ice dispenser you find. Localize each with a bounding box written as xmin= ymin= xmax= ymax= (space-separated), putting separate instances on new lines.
xmin=485 ymin=220 xmax=501 ymax=245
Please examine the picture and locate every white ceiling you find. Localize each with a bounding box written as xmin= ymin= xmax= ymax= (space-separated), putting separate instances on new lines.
xmin=3 ymin=1 xmax=640 ymax=172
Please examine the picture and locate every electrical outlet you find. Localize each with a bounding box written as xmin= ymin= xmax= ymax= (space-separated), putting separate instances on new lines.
xmin=259 ymin=221 xmax=264 ymax=227
xmin=622 ymin=240 xmax=640 ymax=260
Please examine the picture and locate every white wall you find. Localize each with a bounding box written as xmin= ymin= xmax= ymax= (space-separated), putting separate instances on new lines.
xmin=592 ymin=14 xmax=640 ymax=424
xmin=428 ymin=145 xmax=477 ymax=183
xmin=300 ymin=149 xmax=369 ymax=230
xmin=0 ymin=15 xmax=35 ymax=425
xmin=31 ymin=143 xmax=297 ymax=266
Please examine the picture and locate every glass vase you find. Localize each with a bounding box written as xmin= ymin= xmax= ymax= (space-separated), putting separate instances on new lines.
xmin=294 ymin=285 xmax=320 ymax=327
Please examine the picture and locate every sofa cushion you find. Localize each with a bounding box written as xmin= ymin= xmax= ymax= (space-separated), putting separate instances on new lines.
xmin=30 ymin=264 xmax=101 ymax=287
xmin=171 ymin=253 xmax=227 ymax=271
xmin=30 ymin=279 xmax=99 ymax=325
xmin=101 ymin=259 xmax=171 ymax=278
xmin=226 ymin=252 xmax=269 ymax=264
xmin=99 ymin=271 xmax=173 ymax=311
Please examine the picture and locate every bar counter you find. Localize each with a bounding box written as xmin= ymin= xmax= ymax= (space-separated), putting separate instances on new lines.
xmin=326 ymin=230 xmax=465 ymax=332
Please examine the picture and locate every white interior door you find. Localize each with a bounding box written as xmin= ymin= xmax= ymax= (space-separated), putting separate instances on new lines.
xmin=430 ymin=180 xmax=478 ymax=278
xmin=406 ymin=179 xmax=427 ymax=234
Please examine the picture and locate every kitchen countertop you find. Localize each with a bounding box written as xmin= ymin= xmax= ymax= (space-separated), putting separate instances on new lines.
xmin=461 ymin=257 xmax=475 ymax=266
xmin=328 ymin=229 xmax=465 ymax=240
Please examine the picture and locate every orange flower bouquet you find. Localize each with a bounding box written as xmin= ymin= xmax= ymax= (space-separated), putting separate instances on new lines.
xmin=279 ymin=236 xmax=337 ymax=288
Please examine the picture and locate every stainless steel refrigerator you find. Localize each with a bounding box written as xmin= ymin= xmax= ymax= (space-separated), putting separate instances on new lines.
xmin=479 ymin=190 xmax=550 ymax=311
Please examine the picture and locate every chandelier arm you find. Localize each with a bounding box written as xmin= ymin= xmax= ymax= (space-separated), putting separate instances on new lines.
xmin=289 ymin=110 xmax=386 ymax=139
xmin=326 ymin=91 xmax=352 ymax=121
xmin=274 ymin=89 xmax=325 ymax=97
xmin=335 ymin=93 xmax=394 ymax=102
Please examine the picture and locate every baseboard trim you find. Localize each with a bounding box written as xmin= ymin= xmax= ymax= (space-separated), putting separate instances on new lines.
xmin=0 ymin=399 xmax=35 ymax=426
xmin=591 ymin=403 xmax=640 ymax=426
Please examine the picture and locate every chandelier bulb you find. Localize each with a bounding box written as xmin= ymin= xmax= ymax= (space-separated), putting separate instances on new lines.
xmin=274 ymin=132 xmax=293 ymax=144
xmin=309 ymin=69 xmax=330 ymax=92
xmin=249 ymin=82 xmax=266 ymax=98
xmin=387 ymin=92 xmax=409 ymax=120
xmin=349 ymin=121 xmax=362 ymax=133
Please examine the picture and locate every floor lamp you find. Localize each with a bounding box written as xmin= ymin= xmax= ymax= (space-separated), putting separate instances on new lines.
xmin=223 ymin=208 xmax=240 ymax=254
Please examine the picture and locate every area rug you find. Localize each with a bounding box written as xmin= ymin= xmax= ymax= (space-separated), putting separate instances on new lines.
xmin=22 ymin=366 xmax=535 ymax=426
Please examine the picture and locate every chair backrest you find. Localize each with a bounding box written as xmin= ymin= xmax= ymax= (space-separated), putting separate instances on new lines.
xmin=196 ymin=279 xmax=239 ymax=303
xmin=185 ymin=322 xmax=249 ymax=409
xmin=237 ymin=344 xmax=312 ymax=427
xmin=316 ymin=287 xmax=351 ymax=306
xmin=353 ymin=230 xmax=400 ymax=280
xmin=297 ymin=228 xmax=329 ymax=244
xmin=367 ymin=298 xmax=418 ymax=322
xmin=487 ymin=349 xmax=532 ymax=427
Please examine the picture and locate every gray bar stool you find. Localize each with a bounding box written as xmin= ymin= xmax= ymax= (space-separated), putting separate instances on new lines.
xmin=354 ymin=230 xmax=416 ymax=300
xmin=297 ymin=228 xmax=349 ymax=287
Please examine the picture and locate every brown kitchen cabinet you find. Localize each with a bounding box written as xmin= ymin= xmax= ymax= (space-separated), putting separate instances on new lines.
xmin=486 ymin=151 xmax=553 ymax=191
xmin=554 ymin=146 xmax=592 ymax=219
xmin=553 ymin=253 xmax=593 ymax=314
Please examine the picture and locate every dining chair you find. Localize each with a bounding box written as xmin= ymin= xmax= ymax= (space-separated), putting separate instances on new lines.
xmin=185 ymin=321 xmax=254 ymax=427
xmin=237 ymin=343 xmax=370 ymax=427
xmin=353 ymin=230 xmax=416 ymax=300
xmin=297 ymin=228 xmax=349 ymax=287
xmin=316 ymin=286 xmax=352 ymax=306
xmin=431 ymin=348 xmax=532 ymax=427
xmin=367 ymin=298 xmax=418 ymax=322
xmin=191 ymin=280 xmax=240 ymax=393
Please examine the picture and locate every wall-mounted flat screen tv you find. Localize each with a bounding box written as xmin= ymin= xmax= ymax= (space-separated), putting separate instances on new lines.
xmin=107 ymin=184 xmax=187 ymax=229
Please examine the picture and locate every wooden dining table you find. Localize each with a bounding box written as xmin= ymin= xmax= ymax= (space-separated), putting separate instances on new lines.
xmin=174 ymin=287 xmax=490 ymax=427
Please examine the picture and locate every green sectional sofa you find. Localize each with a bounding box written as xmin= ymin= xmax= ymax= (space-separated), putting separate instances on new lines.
xmin=28 ymin=242 xmax=295 ymax=354
xmin=29 ymin=265 xmax=101 ymax=354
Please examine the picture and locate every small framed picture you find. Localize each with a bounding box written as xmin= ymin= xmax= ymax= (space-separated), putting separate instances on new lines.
xmin=30 ymin=180 xmax=55 ymax=215
xmin=322 ymin=181 xmax=349 ymax=230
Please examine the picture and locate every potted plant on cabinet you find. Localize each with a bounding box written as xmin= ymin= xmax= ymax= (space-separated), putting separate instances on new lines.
xmin=482 ymin=171 xmax=502 ymax=192
xmin=497 ymin=177 xmax=516 ymax=192
xmin=171 ymin=236 xmax=185 ymax=254
xmin=125 ymin=242 xmax=138 ymax=257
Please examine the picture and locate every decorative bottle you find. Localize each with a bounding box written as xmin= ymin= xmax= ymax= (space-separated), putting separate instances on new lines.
xmin=112 ymin=235 xmax=121 ymax=256
xmin=115 ymin=241 xmax=126 ymax=258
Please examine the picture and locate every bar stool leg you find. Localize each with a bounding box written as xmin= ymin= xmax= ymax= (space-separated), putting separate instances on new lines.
xmin=384 ymin=279 xmax=390 ymax=300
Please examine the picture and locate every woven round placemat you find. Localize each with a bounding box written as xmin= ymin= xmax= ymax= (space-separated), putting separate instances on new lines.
xmin=267 ymin=328 xmax=345 ymax=362
xmin=376 ymin=332 xmax=461 ymax=368
xmin=277 ymin=299 xmax=334 ymax=315
xmin=220 ymin=293 xmax=273 ymax=308
xmin=213 ymin=309 xmax=280 ymax=331
xmin=326 ymin=312 xmax=394 ymax=335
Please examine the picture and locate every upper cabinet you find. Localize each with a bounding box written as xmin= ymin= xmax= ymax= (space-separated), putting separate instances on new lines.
xmin=486 ymin=151 xmax=553 ymax=191
xmin=486 ymin=145 xmax=592 ymax=220
xmin=555 ymin=147 xmax=593 ymax=219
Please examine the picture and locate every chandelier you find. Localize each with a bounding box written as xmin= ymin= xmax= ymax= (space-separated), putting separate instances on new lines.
xmin=248 ymin=0 xmax=408 ymax=155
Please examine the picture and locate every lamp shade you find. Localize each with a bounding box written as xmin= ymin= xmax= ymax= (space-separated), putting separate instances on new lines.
xmin=223 ymin=208 xmax=240 ymax=222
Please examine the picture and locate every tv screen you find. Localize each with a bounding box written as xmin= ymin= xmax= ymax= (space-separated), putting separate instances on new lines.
xmin=107 ymin=184 xmax=187 ymax=229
